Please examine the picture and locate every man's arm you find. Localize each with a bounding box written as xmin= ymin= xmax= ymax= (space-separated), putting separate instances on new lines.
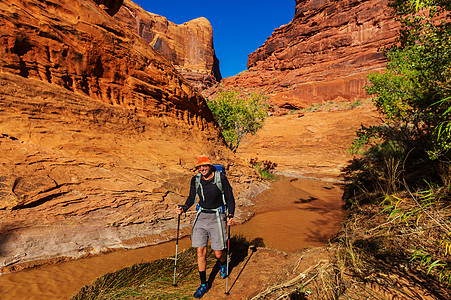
xmin=222 ymin=174 xmax=235 ymax=221
xmin=176 ymin=176 xmax=196 ymax=214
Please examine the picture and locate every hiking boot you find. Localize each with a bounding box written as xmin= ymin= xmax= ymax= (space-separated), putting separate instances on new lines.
xmin=219 ymin=263 xmax=228 ymax=279
xmin=193 ymin=283 xmax=208 ymax=298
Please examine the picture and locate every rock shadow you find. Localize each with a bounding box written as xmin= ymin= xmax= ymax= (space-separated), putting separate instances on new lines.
xmin=294 ymin=196 xmax=318 ymax=203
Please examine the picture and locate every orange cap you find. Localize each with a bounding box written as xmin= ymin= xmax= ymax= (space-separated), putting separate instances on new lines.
xmin=195 ymin=155 xmax=213 ymax=168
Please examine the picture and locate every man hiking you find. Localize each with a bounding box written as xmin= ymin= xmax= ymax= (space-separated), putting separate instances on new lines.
xmin=176 ymin=155 xmax=235 ymax=299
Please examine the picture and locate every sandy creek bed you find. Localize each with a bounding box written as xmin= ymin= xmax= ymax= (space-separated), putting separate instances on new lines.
xmin=0 ymin=176 xmax=344 ymax=299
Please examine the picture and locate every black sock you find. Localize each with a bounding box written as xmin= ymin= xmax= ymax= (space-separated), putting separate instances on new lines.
xmin=199 ymin=270 xmax=207 ymax=284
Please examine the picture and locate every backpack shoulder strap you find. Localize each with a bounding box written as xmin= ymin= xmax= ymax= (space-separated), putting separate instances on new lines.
xmin=213 ymin=171 xmax=226 ymax=206
xmin=195 ymin=172 xmax=202 ymax=201
xmin=213 ymin=171 xmax=223 ymax=192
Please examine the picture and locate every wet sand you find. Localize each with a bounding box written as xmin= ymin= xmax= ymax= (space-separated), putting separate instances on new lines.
xmin=0 ymin=177 xmax=344 ymax=300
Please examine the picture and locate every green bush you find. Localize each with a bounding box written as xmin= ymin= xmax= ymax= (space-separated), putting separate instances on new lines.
xmin=207 ymin=90 xmax=268 ymax=153
xmin=249 ymin=158 xmax=278 ymax=180
xmin=352 ymin=0 xmax=451 ymax=161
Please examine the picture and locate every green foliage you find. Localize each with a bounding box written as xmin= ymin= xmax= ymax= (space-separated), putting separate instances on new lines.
xmin=301 ymin=99 xmax=365 ymax=114
xmin=253 ymin=166 xmax=277 ymax=180
xmin=295 ymin=283 xmax=312 ymax=296
xmin=390 ymin=0 xmax=451 ymax=14
xmin=379 ymin=187 xmax=436 ymax=226
xmin=432 ymin=97 xmax=451 ymax=159
xmin=377 ymin=181 xmax=451 ymax=286
xmin=342 ymin=8 xmax=451 ymax=288
xmin=305 ymin=103 xmax=323 ymax=112
xmin=251 ymin=161 xmax=278 ymax=180
xmin=207 ymin=90 xmax=268 ymax=153
xmin=410 ymin=249 xmax=451 ymax=285
xmin=249 ymin=158 xmax=278 ymax=180
xmin=353 ymin=0 xmax=451 ymax=160
xmin=350 ymin=99 xmax=362 ymax=109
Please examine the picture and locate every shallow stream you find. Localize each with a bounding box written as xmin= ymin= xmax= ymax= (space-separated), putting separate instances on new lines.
xmin=0 ymin=177 xmax=344 ymax=299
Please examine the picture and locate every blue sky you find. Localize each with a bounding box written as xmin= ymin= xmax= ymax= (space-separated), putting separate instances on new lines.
xmin=132 ymin=0 xmax=295 ymax=78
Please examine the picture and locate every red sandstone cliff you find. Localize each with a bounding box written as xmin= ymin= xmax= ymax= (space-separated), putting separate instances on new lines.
xmin=115 ymin=0 xmax=221 ymax=91
xmin=0 ymin=0 xmax=214 ymax=123
xmin=206 ymin=0 xmax=400 ymax=110
xmin=0 ymin=0 xmax=254 ymax=272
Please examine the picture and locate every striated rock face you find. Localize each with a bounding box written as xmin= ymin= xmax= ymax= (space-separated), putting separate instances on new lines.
xmin=0 ymin=0 xmax=255 ymax=272
xmin=115 ymin=0 xmax=221 ymax=91
xmin=0 ymin=0 xmax=213 ymax=124
xmin=206 ymin=0 xmax=400 ymax=110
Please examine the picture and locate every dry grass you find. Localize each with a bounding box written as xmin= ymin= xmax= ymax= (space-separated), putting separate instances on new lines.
xmin=320 ymin=184 xmax=451 ymax=299
xmin=275 ymin=156 xmax=451 ymax=299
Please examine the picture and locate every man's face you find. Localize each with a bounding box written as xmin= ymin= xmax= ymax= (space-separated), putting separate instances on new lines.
xmin=198 ymin=165 xmax=212 ymax=177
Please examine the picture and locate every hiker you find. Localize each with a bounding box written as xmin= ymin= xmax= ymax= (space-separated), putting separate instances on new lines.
xmin=176 ymin=155 xmax=235 ymax=299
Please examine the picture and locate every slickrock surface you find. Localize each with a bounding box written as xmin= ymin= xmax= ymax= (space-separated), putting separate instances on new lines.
xmin=0 ymin=0 xmax=255 ymax=273
xmin=115 ymin=0 xmax=221 ymax=90
xmin=237 ymin=100 xmax=381 ymax=180
xmin=205 ymin=0 xmax=400 ymax=109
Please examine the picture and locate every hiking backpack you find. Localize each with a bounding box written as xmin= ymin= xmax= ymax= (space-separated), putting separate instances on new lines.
xmin=194 ymin=164 xmax=226 ymax=207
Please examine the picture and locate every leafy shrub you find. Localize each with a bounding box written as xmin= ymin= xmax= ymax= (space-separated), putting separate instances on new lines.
xmin=249 ymin=157 xmax=278 ymax=180
xmin=352 ymin=0 xmax=451 ymax=162
xmin=207 ymin=90 xmax=268 ymax=153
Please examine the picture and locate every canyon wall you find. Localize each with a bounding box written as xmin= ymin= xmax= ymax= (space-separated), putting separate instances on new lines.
xmin=0 ymin=0 xmax=214 ymax=123
xmin=206 ymin=0 xmax=400 ymax=110
xmin=0 ymin=0 xmax=255 ymax=272
xmin=115 ymin=0 xmax=221 ymax=90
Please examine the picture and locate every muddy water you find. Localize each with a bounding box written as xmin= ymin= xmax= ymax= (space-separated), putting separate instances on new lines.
xmin=0 ymin=177 xmax=344 ymax=300
xmin=235 ymin=177 xmax=344 ymax=252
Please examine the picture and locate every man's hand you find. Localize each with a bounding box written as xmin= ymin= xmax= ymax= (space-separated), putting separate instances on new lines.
xmin=176 ymin=205 xmax=185 ymax=215
xmin=227 ymin=216 xmax=234 ymax=226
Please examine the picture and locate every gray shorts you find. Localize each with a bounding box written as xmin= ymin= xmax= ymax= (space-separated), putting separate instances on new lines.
xmin=192 ymin=212 xmax=228 ymax=251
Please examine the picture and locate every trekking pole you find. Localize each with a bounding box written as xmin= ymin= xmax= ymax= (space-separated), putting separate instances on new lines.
xmin=172 ymin=211 xmax=181 ymax=287
xmin=225 ymin=224 xmax=231 ymax=295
